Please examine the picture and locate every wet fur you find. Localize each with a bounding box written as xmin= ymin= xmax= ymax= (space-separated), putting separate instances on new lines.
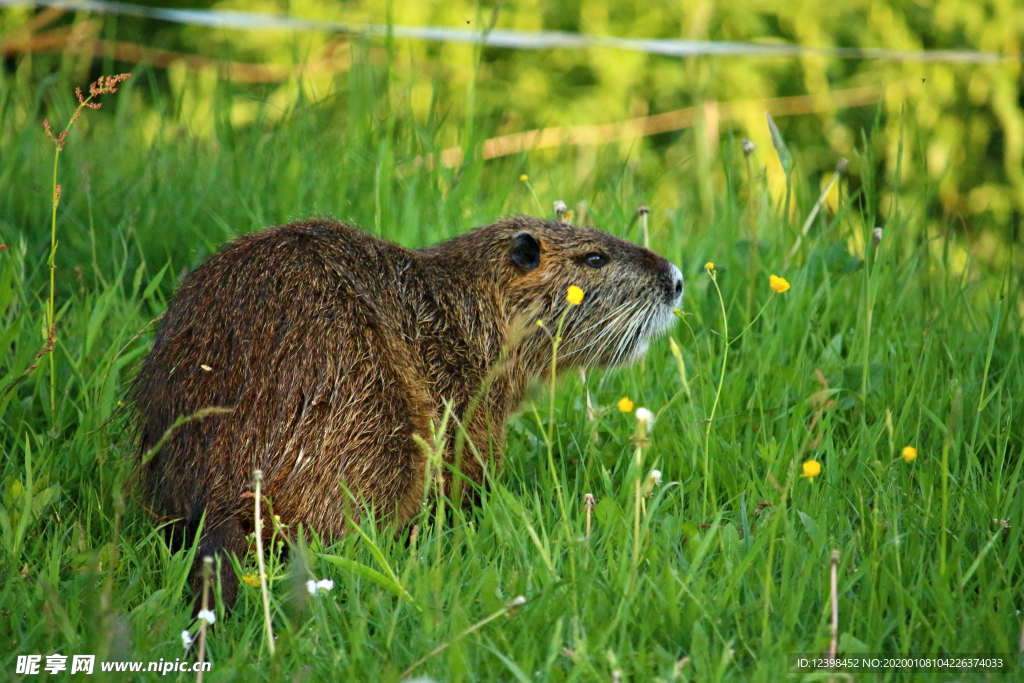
xmin=133 ymin=216 xmax=681 ymax=605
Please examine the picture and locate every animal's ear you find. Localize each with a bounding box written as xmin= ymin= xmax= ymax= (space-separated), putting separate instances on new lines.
xmin=509 ymin=231 xmax=541 ymax=271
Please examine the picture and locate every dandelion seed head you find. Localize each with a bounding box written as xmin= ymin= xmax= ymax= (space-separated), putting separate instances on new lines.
xmin=307 ymin=578 xmax=334 ymax=595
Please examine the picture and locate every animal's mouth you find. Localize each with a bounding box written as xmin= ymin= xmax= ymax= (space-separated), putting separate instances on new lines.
xmin=651 ymin=300 xmax=680 ymax=337
xmin=559 ymin=293 xmax=681 ymax=367
xmin=603 ymin=299 xmax=680 ymax=365
xmin=627 ymin=301 xmax=679 ymax=360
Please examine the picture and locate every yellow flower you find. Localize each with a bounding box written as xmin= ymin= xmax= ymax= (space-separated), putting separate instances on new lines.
xmin=566 ymin=285 xmax=585 ymax=306
xmin=769 ymin=274 xmax=791 ymax=294
xmin=519 ymin=174 xmax=529 ymax=182
xmin=241 ymin=573 xmax=260 ymax=587
xmin=901 ymin=446 xmax=917 ymax=462
xmin=617 ymin=397 xmax=634 ymax=413
xmin=801 ymin=459 xmax=821 ymax=479
xmin=704 ymin=261 xmax=715 ymax=272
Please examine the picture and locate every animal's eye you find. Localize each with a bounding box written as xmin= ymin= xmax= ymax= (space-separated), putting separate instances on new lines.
xmin=583 ymin=252 xmax=608 ymax=269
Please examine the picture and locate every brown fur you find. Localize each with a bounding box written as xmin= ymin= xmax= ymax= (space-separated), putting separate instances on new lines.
xmin=133 ymin=216 xmax=682 ymax=605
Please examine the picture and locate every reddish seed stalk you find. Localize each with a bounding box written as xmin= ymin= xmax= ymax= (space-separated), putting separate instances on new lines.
xmin=41 ymin=73 xmax=129 ymax=415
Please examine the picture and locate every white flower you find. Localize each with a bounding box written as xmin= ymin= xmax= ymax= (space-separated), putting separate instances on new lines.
xmin=635 ymin=407 xmax=654 ymax=430
xmin=196 ymin=609 xmax=216 ymax=625
xmin=306 ymin=578 xmax=334 ymax=595
xmin=648 ymin=469 xmax=662 ymax=486
xmin=181 ymin=630 xmax=193 ymax=650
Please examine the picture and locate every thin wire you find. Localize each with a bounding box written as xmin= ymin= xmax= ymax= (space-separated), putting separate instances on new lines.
xmin=3 ymin=0 xmax=1015 ymax=64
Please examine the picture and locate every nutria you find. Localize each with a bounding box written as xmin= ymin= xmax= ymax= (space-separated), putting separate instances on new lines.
xmin=134 ymin=215 xmax=682 ymax=605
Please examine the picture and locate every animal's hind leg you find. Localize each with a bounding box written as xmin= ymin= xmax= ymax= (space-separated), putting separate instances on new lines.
xmin=191 ymin=511 xmax=246 ymax=611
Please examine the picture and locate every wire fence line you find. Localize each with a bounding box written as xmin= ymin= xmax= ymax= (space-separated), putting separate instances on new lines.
xmin=1 ymin=0 xmax=1016 ymax=64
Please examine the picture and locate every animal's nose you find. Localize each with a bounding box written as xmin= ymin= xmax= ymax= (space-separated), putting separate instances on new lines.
xmin=663 ymin=262 xmax=683 ymax=304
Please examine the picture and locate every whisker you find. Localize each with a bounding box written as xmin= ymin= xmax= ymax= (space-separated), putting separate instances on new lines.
xmin=563 ymin=295 xmax=632 ymax=340
xmin=575 ymin=299 xmax=646 ymax=365
xmin=610 ymin=302 xmax=657 ymax=366
xmin=562 ymin=299 xmax=641 ymax=361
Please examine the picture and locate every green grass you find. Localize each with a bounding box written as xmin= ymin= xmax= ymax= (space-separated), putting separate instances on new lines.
xmin=1 ymin=53 xmax=1022 ymax=681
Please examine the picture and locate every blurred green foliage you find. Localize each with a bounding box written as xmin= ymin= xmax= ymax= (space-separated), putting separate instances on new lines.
xmin=3 ymin=0 xmax=1022 ymax=261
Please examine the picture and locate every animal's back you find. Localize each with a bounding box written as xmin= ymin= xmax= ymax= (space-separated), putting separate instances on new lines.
xmin=134 ymin=219 xmax=432 ymax=602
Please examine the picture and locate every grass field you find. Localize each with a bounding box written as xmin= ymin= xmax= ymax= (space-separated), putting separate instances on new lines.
xmin=1 ymin=50 xmax=1022 ymax=681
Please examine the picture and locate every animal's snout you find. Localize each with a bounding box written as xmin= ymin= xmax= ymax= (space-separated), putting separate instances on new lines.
xmin=661 ymin=262 xmax=684 ymax=305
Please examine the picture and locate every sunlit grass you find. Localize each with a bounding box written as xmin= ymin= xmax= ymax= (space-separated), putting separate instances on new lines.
xmin=0 ymin=54 xmax=1021 ymax=682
